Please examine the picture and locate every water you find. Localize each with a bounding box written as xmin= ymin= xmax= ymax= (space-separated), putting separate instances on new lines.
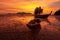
xmin=0 ymin=15 xmax=60 ymax=40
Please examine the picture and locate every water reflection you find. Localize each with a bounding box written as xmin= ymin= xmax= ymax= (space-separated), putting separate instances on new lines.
xmin=10 ymin=16 xmax=34 ymax=24
xmin=0 ymin=15 xmax=60 ymax=40
xmin=9 ymin=15 xmax=60 ymax=26
xmin=9 ymin=15 xmax=60 ymax=32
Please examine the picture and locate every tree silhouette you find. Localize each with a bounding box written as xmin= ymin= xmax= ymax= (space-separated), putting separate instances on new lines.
xmin=34 ymin=7 xmax=43 ymax=18
xmin=38 ymin=7 xmax=43 ymax=14
xmin=54 ymin=9 xmax=60 ymax=15
xmin=34 ymin=7 xmax=39 ymax=15
xmin=34 ymin=7 xmax=43 ymax=15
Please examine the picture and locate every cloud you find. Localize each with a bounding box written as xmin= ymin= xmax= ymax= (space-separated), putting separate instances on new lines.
xmin=0 ymin=0 xmax=59 ymax=13
xmin=50 ymin=1 xmax=60 ymax=8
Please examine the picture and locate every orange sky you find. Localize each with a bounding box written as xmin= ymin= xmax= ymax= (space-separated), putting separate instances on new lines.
xmin=0 ymin=0 xmax=60 ymax=14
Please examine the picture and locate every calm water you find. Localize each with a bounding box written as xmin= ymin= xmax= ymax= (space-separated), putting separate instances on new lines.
xmin=9 ymin=15 xmax=60 ymax=27
xmin=0 ymin=15 xmax=60 ymax=40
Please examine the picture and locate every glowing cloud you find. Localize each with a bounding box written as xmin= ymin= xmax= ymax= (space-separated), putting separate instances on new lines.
xmin=0 ymin=0 xmax=60 ymax=14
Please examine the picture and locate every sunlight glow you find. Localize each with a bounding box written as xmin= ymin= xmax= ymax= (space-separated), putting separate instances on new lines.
xmin=0 ymin=0 xmax=60 ymax=13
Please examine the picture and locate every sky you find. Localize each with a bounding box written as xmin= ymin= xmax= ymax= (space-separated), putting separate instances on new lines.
xmin=0 ymin=0 xmax=60 ymax=14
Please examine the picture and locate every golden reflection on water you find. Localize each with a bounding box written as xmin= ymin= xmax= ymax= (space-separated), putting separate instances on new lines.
xmin=10 ymin=16 xmax=34 ymax=24
xmin=7 ymin=15 xmax=60 ymax=32
xmin=10 ymin=15 xmax=60 ymax=26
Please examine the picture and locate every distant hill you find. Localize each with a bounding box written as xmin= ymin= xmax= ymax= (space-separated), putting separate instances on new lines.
xmin=17 ymin=12 xmax=33 ymax=16
xmin=0 ymin=12 xmax=33 ymax=17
